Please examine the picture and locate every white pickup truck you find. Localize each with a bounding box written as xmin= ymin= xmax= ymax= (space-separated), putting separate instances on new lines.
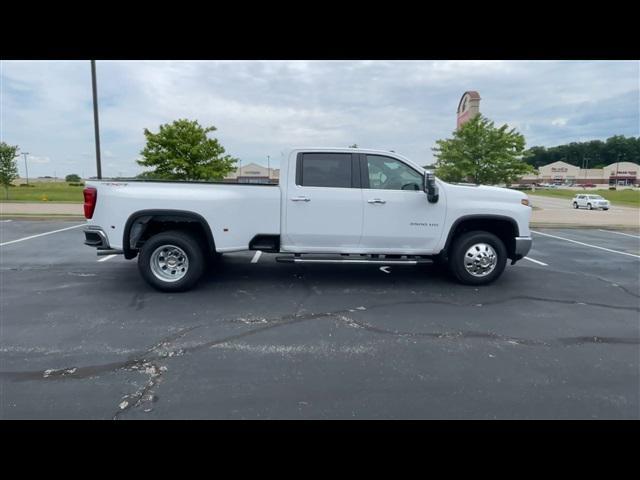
xmin=83 ymin=148 xmax=532 ymax=291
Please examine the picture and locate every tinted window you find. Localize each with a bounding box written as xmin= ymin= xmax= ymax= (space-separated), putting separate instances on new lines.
xmin=300 ymin=153 xmax=352 ymax=188
xmin=366 ymin=155 xmax=422 ymax=191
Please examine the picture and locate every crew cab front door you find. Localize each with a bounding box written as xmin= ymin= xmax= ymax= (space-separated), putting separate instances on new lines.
xmin=282 ymin=152 xmax=363 ymax=251
xmin=359 ymin=154 xmax=445 ymax=253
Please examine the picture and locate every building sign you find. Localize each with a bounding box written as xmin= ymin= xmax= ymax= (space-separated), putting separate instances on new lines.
xmin=456 ymin=91 xmax=481 ymax=129
xmin=551 ymin=167 xmax=568 ymax=173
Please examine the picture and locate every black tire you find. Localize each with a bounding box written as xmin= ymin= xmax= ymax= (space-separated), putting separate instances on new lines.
xmin=603 ymin=208 xmax=609 ymax=211
xmin=573 ymin=202 xmax=578 ymax=209
xmin=587 ymin=203 xmax=593 ymax=210
xmin=138 ymin=230 xmax=206 ymax=292
xmin=448 ymin=231 xmax=507 ymax=285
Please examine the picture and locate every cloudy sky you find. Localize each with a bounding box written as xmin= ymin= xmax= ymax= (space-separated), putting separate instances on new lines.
xmin=1 ymin=60 xmax=638 ymax=178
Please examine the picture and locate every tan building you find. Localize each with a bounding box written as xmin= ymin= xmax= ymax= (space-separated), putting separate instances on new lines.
xmin=520 ymin=161 xmax=638 ymax=186
xmin=224 ymin=163 xmax=279 ymax=184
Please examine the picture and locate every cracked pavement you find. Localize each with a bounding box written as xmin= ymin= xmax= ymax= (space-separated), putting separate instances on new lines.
xmin=1 ymin=220 xmax=639 ymax=419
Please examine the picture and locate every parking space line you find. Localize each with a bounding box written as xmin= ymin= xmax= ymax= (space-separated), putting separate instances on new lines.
xmin=524 ymin=256 xmax=548 ymax=266
xmin=251 ymin=251 xmax=262 ymax=263
xmin=597 ymin=229 xmax=640 ymax=239
xmin=0 ymin=223 xmax=84 ymax=247
xmin=98 ymin=254 xmax=118 ymax=262
xmin=531 ymin=230 xmax=640 ymax=259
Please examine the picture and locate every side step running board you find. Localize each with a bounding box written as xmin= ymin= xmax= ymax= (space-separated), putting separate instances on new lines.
xmin=97 ymin=249 xmax=124 ymax=256
xmin=276 ymin=256 xmax=432 ymax=265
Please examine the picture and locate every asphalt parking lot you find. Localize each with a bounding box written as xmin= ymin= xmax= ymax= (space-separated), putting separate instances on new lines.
xmin=1 ymin=219 xmax=639 ymax=419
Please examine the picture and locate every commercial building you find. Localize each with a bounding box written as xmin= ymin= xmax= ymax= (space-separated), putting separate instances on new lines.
xmin=519 ymin=161 xmax=638 ymax=186
xmin=224 ymin=163 xmax=279 ymax=184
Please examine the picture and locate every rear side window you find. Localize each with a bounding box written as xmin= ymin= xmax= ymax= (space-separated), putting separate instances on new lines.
xmin=298 ymin=153 xmax=352 ymax=188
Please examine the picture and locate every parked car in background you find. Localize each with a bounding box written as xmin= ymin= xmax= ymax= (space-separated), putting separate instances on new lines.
xmin=572 ymin=194 xmax=610 ymax=210
xmin=576 ymin=183 xmax=596 ymax=188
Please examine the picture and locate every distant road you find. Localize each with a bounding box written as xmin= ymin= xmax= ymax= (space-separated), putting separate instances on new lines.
xmin=530 ymin=194 xmax=639 ymax=229
xmin=0 ymin=203 xmax=83 ymax=216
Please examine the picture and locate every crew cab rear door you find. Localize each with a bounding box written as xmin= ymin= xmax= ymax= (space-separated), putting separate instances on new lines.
xmin=281 ymin=152 xmax=363 ymax=251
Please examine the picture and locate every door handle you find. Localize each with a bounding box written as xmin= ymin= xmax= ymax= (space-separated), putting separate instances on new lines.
xmin=291 ymin=196 xmax=311 ymax=202
xmin=367 ymin=198 xmax=386 ymax=204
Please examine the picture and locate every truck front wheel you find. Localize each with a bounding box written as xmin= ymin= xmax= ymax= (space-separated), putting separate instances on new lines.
xmin=138 ymin=230 xmax=205 ymax=292
xmin=448 ymin=231 xmax=507 ymax=285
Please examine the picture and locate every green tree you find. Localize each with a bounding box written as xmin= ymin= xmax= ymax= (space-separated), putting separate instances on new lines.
xmin=137 ymin=119 xmax=237 ymax=181
xmin=0 ymin=142 xmax=20 ymax=199
xmin=65 ymin=173 xmax=81 ymax=182
xmin=432 ymin=115 xmax=533 ymax=185
xmin=348 ymin=144 xmax=358 ymax=148
xmin=523 ymin=135 xmax=639 ymax=168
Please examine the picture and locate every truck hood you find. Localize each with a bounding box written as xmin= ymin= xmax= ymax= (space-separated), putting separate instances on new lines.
xmin=441 ymin=182 xmax=527 ymax=202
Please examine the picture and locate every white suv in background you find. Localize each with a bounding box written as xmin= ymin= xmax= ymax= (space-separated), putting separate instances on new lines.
xmin=572 ymin=194 xmax=610 ymax=210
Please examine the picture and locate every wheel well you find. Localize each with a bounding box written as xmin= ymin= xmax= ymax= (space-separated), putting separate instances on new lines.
xmin=123 ymin=210 xmax=215 ymax=259
xmin=444 ymin=216 xmax=518 ymax=260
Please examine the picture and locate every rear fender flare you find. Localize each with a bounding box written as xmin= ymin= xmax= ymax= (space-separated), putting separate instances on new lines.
xmin=123 ymin=209 xmax=215 ymax=259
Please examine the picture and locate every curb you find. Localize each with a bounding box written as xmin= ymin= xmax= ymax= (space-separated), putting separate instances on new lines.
xmin=530 ymin=223 xmax=640 ymax=231
xmin=0 ymin=214 xmax=85 ymax=221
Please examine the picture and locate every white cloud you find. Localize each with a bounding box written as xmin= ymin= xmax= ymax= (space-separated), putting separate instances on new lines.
xmin=1 ymin=60 xmax=638 ymax=178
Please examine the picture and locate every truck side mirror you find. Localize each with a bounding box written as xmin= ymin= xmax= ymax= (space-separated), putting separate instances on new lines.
xmin=424 ymin=172 xmax=439 ymax=203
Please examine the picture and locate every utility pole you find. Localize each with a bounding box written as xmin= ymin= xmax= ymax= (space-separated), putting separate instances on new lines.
xmin=267 ymin=155 xmax=270 ymax=183
xmin=21 ymin=152 xmax=30 ymax=185
xmin=91 ymin=60 xmax=102 ymax=179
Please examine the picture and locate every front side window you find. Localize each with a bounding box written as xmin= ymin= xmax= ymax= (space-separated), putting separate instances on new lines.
xmin=366 ymin=155 xmax=422 ymax=191
xmin=299 ymin=153 xmax=352 ymax=188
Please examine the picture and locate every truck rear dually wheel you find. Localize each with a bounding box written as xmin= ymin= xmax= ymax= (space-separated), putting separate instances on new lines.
xmin=448 ymin=231 xmax=507 ymax=285
xmin=138 ymin=230 xmax=205 ymax=292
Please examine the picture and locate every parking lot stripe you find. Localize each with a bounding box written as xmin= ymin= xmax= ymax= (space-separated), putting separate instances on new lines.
xmin=251 ymin=251 xmax=262 ymax=263
xmin=597 ymin=229 xmax=640 ymax=239
xmin=98 ymin=254 xmax=118 ymax=262
xmin=531 ymin=230 xmax=640 ymax=259
xmin=0 ymin=223 xmax=85 ymax=247
xmin=524 ymin=256 xmax=548 ymax=266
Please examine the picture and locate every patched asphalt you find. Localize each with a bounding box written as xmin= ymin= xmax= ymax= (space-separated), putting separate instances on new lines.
xmin=1 ymin=220 xmax=639 ymax=419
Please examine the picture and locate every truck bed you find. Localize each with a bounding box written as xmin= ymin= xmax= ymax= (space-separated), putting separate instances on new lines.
xmin=86 ymin=180 xmax=281 ymax=252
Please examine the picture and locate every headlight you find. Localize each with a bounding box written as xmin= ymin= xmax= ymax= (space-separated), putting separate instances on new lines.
xmin=521 ymin=198 xmax=530 ymax=206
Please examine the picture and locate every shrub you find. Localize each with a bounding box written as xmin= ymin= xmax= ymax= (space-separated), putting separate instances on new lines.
xmin=65 ymin=174 xmax=81 ymax=183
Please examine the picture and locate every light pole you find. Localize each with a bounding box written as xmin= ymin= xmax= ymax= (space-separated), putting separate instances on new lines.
xmin=91 ymin=60 xmax=102 ymax=179
xmin=267 ymin=155 xmax=270 ymax=183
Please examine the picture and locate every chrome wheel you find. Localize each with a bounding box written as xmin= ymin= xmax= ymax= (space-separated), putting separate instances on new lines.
xmin=150 ymin=245 xmax=189 ymax=283
xmin=463 ymin=243 xmax=498 ymax=277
